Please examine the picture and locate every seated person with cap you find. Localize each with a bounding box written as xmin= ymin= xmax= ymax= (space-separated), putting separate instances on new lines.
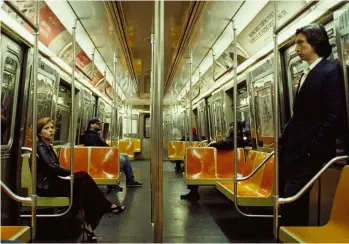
xmin=83 ymin=117 xmax=142 ymax=188
xmin=180 ymin=120 xmax=246 ymax=200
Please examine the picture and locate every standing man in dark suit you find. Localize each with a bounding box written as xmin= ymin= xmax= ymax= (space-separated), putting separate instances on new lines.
xmin=279 ymin=24 xmax=345 ymax=226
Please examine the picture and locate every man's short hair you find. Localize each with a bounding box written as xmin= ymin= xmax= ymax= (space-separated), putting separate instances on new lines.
xmin=296 ymin=24 xmax=332 ymax=58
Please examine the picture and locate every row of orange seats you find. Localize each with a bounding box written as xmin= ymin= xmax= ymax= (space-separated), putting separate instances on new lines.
xmin=59 ymin=147 xmax=120 ymax=185
xmin=184 ymin=148 xmax=274 ymax=206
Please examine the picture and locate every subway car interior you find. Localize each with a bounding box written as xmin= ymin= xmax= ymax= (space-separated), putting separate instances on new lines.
xmin=1 ymin=0 xmax=349 ymax=243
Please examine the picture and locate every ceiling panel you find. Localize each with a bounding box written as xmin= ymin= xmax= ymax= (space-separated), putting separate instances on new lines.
xmin=167 ymin=1 xmax=244 ymax=99
xmin=68 ymin=0 xmax=132 ymax=95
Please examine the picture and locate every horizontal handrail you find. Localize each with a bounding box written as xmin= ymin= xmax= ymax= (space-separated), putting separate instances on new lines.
xmin=237 ymin=151 xmax=274 ymax=182
xmin=21 ymin=147 xmax=32 ymax=154
xmin=1 ymin=180 xmax=32 ymax=203
xmin=207 ymin=141 xmax=216 ymax=147
xmin=3 ymin=1 xmax=38 ymax=32
xmin=279 ymin=155 xmax=349 ymax=204
xmin=196 ymin=140 xmax=208 ymax=147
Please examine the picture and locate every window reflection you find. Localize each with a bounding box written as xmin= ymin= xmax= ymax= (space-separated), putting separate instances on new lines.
xmin=54 ymin=86 xmax=71 ymax=145
xmin=1 ymin=55 xmax=18 ymax=146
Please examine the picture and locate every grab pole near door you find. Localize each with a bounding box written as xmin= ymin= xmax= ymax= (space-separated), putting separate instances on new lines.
xmin=152 ymin=0 xmax=164 ymax=242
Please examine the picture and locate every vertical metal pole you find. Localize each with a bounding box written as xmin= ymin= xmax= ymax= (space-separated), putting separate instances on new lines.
xmin=91 ymin=48 xmax=95 ymax=82
xmin=153 ymin=0 xmax=164 ymax=241
xmin=110 ymin=52 xmax=117 ymax=146
xmin=232 ymin=20 xmax=238 ymax=207
xmin=340 ymin=38 xmax=349 ymax=146
xmin=189 ymin=56 xmax=193 ymax=145
xmin=69 ymin=19 xmax=77 ymax=217
xmin=150 ymin=32 xmax=155 ymax=225
xmin=31 ymin=1 xmax=39 ymax=241
xmin=273 ymin=1 xmax=280 ymax=241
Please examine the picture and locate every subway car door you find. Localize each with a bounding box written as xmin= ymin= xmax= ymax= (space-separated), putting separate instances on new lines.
xmin=1 ymin=33 xmax=27 ymax=225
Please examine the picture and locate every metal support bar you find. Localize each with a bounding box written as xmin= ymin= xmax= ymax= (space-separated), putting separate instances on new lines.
xmin=232 ymin=20 xmax=272 ymax=219
xmin=211 ymin=49 xmax=216 ymax=82
xmin=90 ymin=48 xmax=95 ymax=81
xmin=23 ymin=19 xmax=77 ymax=219
xmin=237 ymin=151 xmax=274 ymax=181
xmin=189 ymin=55 xmax=193 ymax=145
xmin=279 ymin=155 xmax=349 ymax=204
xmin=1 ymin=181 xmax=32 ymax=203
xmin=150 ymin=32 xmax=155 ymax=226
xmin=113 ymin=54 xmax=118 ymax=143
xmin=4 ymin=0 xmax=38 ymax=31
xmin=340 ymin=38 xmax=349 ymax=145
xmin=30 ymin=1 xmax=39 ymax=240
xmin=272 ymin=1 xmax=280 ymax=241
xmin=152 ymin=1 xmax=164 ymax=241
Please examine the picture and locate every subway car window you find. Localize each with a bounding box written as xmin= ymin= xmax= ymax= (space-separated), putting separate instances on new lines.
xmin=37 ymin=73 xmax=54 ymax=119
xmin=54 ymin=86 xmax=71 ymax=144
xmin=1 ymin=54 xmax=19 ymax=146
xmin=253 ymin=73 xmax=274 ymax=147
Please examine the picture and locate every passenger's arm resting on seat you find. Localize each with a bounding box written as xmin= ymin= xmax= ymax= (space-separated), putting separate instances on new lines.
xmin=211 ymin=138 xmax=234 ymax=150
xmin=37 ymin=145 xmax=70 ymax=176
xmin=306 ymin=66 xmax=343 ymax=155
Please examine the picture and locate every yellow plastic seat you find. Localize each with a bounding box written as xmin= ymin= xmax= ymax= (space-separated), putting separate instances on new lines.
xmin=184 ymin=147 xmax=217 ymax=185
xmin=215 ymin=151 xmax=275 ymax=206
xmin=89 ymin=147 xmax=120 ymax=185
xmin=132 ymin=139 xmax=141 ymax=152
xmin=21 ymin=154 xmax=69 ymax=207
xmin=59 ymin=147 xmax=120 ymax=185
xmin=168 ymin=141 xmax=185 ymax=161
xmin=184 ymin=147 xmax=246 ymax=185
xmin=118 ymin=140 xmax=135 ymax=160
xmin=1 ymin=226 xmax=31 ymax=242
xmin=279 ymin=165 xmax=349 ymax=243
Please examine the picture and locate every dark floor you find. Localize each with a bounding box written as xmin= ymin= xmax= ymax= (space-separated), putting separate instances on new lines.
xmin=93 ymin=160 xmax=275 ymax=243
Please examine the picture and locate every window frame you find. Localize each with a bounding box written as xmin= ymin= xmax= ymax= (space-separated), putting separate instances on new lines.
xmin=1 ymin=52 xmax=21 ymax=151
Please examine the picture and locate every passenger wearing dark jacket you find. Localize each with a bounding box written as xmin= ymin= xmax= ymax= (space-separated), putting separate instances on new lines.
xmin=83 ymin=117 xmax=142 ymax=187
xmin=36 ymin=117 xmax=125 ymax=242
xmin=180 ymin=121 xmax=246 ymax=200
xmin=279 ymin=24 xmax=346 ymax=226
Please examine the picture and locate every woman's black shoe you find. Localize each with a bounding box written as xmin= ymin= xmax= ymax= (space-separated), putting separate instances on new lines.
xmin=83 ymin=227 xmax=97 ymax=242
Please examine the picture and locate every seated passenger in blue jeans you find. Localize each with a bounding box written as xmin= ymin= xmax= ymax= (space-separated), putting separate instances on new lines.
xmin=83 ymin=117 xmax=142 ymax=188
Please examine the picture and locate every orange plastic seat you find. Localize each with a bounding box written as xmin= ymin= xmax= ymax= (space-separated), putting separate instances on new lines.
xmin=184 ymin=147 xmax=216 ymax=185
xmin=216 ymin=148 xmax=245 ymax=178
xmin=132 ymin=139 xmax=141 ymax=152
xmin=279 ymin=165 xmax=349 ymax=243
xmin=59 ymin=147 xmax=119 ymax=185
xmin=168 ymin=141 xmax=185 ymax=161
xmin=1 ymin=226 xmax=30 ymax=242
xmin=89 ymin=147 xmax=120 ymax=185
xmin=118 ymin=140 xmax=134 ymax=160
xmin=184 ymin=147 xmax=246 ymax=185
xmin=215 ymin=150 xmax=275 ymax=206
xmin=59 ymin=147 xmax=89 ymax=172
